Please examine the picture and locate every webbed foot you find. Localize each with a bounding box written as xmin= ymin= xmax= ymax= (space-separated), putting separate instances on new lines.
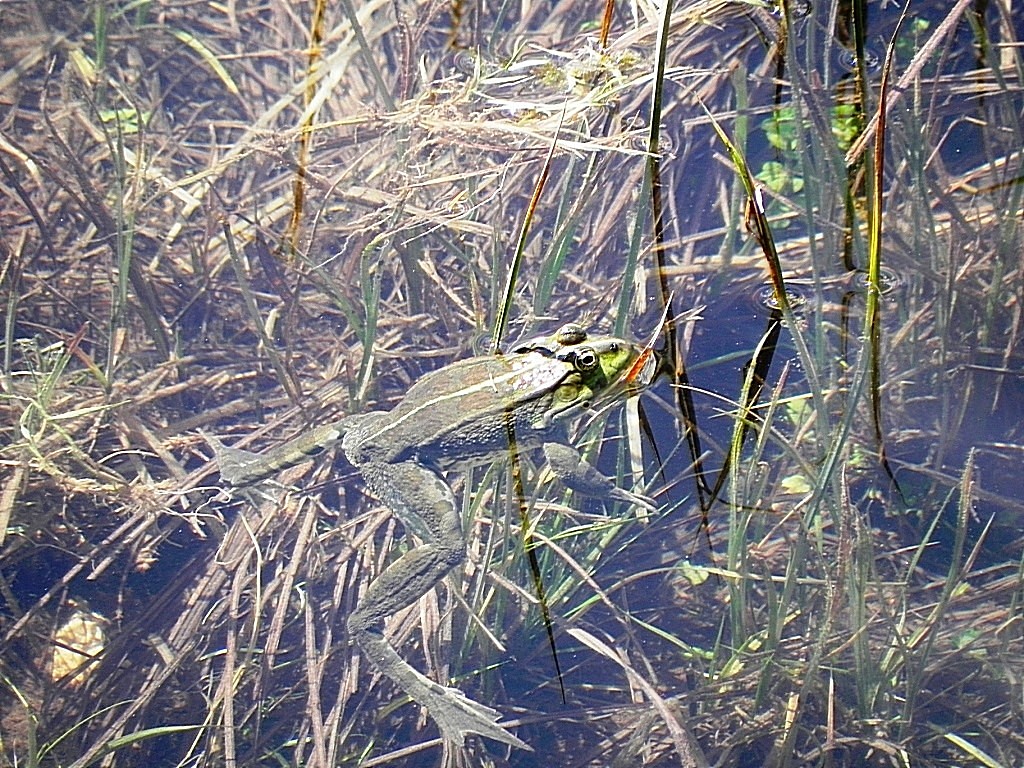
xmin=607 ymin=485 xmax=659 ymax=513
xmin=202 ymin=423 xmax=347 ymax=487
xmin=352 ymin=617 xmax=531 ymax=750
xmin=404 ymin=669 xmax=532 ymax=750
xmin=201 ymin=431 xmax=265 ymax=486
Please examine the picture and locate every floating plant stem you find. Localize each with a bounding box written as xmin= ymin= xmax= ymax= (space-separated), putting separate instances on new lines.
xmin=285 ymin=0 xmax=327 ymax=260
xmin=865 ymin=8 xmax=908 ymax=500
xmin=492 ymin=105 xmax=566 ymax=349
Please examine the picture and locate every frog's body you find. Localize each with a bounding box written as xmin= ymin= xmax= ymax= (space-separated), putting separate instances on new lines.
xmin=212 ymin=326 xmax=657 ymax=750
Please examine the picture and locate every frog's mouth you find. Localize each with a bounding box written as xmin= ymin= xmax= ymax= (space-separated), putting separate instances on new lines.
xmin=624 ymin=346 xmax=659 ymax=390
xmin=549 ymin=350 xmax=656 ymax=422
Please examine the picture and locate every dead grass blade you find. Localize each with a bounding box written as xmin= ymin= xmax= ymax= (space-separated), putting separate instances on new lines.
xmin=569 ymin=628 xmax=708 ymax=768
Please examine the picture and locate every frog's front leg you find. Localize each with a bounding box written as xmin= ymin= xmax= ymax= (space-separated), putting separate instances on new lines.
xmin=543 ymin=442 xmax=657 ymax=512
xmin=347 ymin=460 xmax=530 ymax=750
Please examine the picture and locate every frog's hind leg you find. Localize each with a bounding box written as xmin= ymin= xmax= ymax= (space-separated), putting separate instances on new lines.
xmin=347 ymin=461 xmax=530 ymax=750
xmin=204 ymin=422 xmax=348 ymax=487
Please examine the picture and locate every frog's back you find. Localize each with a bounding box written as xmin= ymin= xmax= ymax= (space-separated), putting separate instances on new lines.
xmin=358 ymin=353 xmax=567 ymax=467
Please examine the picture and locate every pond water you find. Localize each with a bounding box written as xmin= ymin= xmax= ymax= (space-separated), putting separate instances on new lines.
xmin=1 ymin=0 xmax=1022 ymax=766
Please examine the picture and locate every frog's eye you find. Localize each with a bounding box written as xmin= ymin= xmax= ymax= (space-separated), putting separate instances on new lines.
xmin=573 ymin=346 xmax=599 ymax=372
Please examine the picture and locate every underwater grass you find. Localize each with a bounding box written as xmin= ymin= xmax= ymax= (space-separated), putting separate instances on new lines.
xmin=0 ymin=0 xmax=1022 ymax=766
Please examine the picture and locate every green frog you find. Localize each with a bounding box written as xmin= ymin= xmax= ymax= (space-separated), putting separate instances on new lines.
xmin=210 ymin=325 xmax=658 ymax=750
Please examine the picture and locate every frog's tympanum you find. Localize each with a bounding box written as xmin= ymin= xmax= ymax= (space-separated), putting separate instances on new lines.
xmin=211 ymin=325 xmax=658 ymax=750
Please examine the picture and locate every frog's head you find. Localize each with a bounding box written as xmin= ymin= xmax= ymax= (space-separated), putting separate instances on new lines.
xmin=545 ymin=334 xmax=657 ymax=422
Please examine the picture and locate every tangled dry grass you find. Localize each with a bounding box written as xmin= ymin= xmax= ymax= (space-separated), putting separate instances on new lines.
xmin=1 ymin=0 xmax=1023 ymax=766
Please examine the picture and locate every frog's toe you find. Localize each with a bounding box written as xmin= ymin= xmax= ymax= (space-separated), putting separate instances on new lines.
xmin=608 ymin=486 xmax=658 ymax=512
xmin=201 ymin=431 xmax=261 ymax=486
xmin=426 ymin=684 xmax=532 ymax=751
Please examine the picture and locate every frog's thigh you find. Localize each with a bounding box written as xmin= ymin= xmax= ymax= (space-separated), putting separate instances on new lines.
xmin=349 ymin=461 xmax=465 ymax=629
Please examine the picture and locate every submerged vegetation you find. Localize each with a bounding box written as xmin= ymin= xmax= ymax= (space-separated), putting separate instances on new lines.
xmin=1 ymin=0 xmax=1022 ymax=766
